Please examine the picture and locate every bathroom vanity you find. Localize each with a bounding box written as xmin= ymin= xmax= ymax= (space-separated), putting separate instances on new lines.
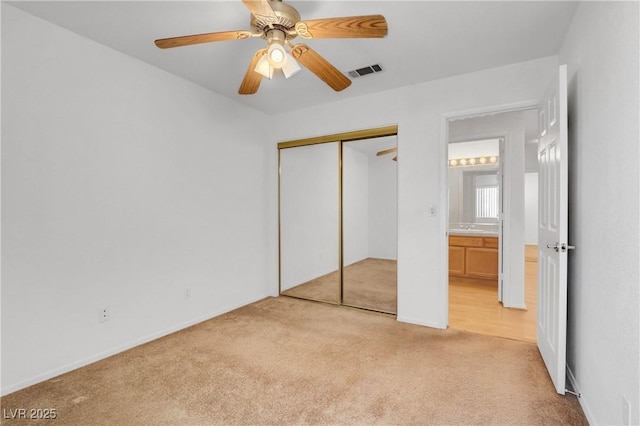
xmin=448 ymin=234 xmax=499 ymax=280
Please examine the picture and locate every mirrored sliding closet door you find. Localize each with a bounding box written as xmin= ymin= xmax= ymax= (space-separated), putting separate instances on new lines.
xmin=279 ymin=142 xmax=340 ymax=304
xmin=278 ymin=126 xmax=398 ymax=314
xmin=342 ymin=136 xmax=398 ymax=314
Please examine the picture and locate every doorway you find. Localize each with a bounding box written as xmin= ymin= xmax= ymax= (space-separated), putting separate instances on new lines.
xmin=445 ymin=108 xmax=539 ymax=342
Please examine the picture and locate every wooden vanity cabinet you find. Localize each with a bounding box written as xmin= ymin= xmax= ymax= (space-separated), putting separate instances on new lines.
xmin=449 ymin=236 xmax=499 ymax=280
xmin=448 ymin=246 xmax=466 ymax=275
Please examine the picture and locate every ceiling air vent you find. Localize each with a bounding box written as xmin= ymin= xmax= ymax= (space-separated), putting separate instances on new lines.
xmin=348 ymin=64 xmax=383 ymax=78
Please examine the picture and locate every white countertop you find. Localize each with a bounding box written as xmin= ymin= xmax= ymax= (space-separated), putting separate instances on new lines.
xmin=448 ymin=229 xmax=499 ymax=237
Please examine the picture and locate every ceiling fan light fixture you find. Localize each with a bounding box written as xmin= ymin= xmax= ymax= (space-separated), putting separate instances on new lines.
xmin=254 ymin=54 xmax=273 ymax=79
xmin=282 ymin=52 xmax=301 ymax=78
xmin=267 ymin=42 xmax=287 ymax=68
xmin=265 ymin=29 xmax=288 ymax=69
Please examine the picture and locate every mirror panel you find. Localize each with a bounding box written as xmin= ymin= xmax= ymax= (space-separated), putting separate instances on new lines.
xmin=448 ymin=139 xmax=500 ymax=233
xmin=279 ymin=142 xmax=340 ymax=304
xmin=342 ymin=136 xmax=397 ymax=313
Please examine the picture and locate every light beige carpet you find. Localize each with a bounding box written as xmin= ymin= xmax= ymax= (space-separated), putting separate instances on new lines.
xmin=282 ymin=258 xmax=397 ymax=313
xmin=1 ymin=296 xmax=586 ymax=425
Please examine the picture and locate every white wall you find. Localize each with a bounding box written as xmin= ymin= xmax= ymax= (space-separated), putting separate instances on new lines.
xmin=558 ymin=2 xmax=640 ymax=424
xmin=1 ymin=5 xmax=271 ymax=395
xmin=448 ymin=167 xmax=463 ymax=225
xmin=269 ymin=56 xmax=557 ymax=327
xmin=368 ymin=153 xmax=397 ymax=260
xmin=524 ymin=172 xmax=538 ymax=245
xmin=343 ymin=145 xmax=370 ymax=266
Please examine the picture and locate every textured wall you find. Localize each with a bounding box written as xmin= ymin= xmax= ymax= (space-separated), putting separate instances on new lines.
xmin=559 ymin=2 xmax=640 ymax=424
xmin=2 ymin=5 xmax=271 ymax=395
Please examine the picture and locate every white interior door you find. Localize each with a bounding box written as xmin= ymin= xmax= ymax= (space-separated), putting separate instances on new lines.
xmin=537 ymin=64 xmax=570 ymax=395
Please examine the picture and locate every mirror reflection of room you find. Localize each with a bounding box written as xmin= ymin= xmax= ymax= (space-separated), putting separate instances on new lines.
xmin=343 ymin=136 xmax=398 ymax=314
xmin=279 ymin=142 xmax=340 ymax=304
xmin=278 ymin=134 xmax=398 ymax=315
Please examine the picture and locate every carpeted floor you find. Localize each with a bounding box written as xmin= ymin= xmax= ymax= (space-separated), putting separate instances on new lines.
xmin=1 ymin=296 xmax=586 ymax=425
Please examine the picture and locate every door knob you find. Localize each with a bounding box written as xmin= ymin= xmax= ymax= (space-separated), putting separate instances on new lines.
xmin=546 ymin=242 xmax=575 ymax=253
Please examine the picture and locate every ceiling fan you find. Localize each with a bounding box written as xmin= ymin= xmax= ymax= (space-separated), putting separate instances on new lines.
xmin=154 ymin=0 xmax=388 ymax=95
xmin=377 ymin=147 xmax=397 ymax=161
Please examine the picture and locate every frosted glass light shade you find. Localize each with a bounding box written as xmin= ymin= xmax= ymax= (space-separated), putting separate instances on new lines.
xmin=254 ymin=54 xmax=273 ymax=79
xmin=282 ymin=52 xmax=301 ymax=79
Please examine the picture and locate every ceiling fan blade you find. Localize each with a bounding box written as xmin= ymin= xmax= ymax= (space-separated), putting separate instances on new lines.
xmin=242 ymin=0 xmax=278 ymax=21
xmin=376 ymin=147 xmax=397 ymax=156
xmin=238 ymin=49 xmax=267 ymax=95
xmin=295 ymin=15 xmax=388 ymax=39
xmin=290 ymin=44 xmax=351 ymax=92
xmin=155 ymin=30 xmax=252 ymax=49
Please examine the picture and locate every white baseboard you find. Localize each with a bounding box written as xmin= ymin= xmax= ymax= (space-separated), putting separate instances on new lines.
xmin=504 ymin=303 xmax=528 ymax=310
xmin=1 ymin=294 xmax=268 ymax=397
xmin=397 ymin=316 xmax=447 ymax=330
xmin=567 ymin=366 xmax=596 ymax=425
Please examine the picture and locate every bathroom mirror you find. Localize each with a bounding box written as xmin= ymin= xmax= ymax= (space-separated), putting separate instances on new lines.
xmin=448 ymin=139 xmax=500 ymax=232
xmin=461 ymin=170 xmax=499 ymax=223
xmin=342 ymin=136 xmax=397 ymax=314
xmin=279 ymin=142 xmax=340 ymax=304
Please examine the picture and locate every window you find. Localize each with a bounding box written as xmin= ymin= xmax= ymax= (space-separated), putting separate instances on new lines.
xmin=474 ymin=172 xmax=499 ymax=222
xmin=475 ymin=185 xmax=499 ymax=220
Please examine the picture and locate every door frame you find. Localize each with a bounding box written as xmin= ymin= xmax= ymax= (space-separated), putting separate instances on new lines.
xmin=439 ymin=100 xmax=538 ymax=326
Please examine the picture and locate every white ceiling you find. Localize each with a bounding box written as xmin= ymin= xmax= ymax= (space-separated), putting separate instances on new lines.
xmin=8 ymin=1 xmax=578 ymax=115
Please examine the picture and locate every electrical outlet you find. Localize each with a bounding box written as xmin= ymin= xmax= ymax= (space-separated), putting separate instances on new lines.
xmin=623 ymin=395 xmax=630 ymax=425
xmin=99 ymin=306 xmax=110 ymax=323
xmin=185 ymin=288 xmax=191 ymax=299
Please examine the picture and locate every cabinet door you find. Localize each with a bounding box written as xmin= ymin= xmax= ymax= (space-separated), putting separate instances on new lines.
xmin=465 ymin=248 xmax=499 ymax=279
xmin=449 ymin=246 xmax=466 ymax=276
xmin=483 ymin=237 xmax=499 ymax=249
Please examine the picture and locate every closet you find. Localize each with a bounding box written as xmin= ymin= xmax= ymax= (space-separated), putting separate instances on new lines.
xmin=278 ymin=126 xmax=398 ymax=314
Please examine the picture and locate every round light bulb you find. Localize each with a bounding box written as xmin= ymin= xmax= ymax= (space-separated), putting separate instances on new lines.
xmin=489 ymin=156 xmax=497 ymax=163
xmin=460 ymin=158 xmax=468 ymax=166
xmin=270 ymin=49 xmax=284 ymax=64
xmin=479 ymin=157 xmax=487 ymax=164
xmin=469 ymin=158 xmax=477 ymax=165
xmin=450 ymin=159 xmax=458 ymax=166
xmin=267 ymin=43 xmax=287 ymax=68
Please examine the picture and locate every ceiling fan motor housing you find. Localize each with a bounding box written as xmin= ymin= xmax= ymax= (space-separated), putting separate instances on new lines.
xmin=250 ymin=1 xmax=301 ymax=40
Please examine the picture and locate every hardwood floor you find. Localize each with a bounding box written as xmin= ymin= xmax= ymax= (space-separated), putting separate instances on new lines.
xmin=449 ymin=246 xmax=537 ymax=343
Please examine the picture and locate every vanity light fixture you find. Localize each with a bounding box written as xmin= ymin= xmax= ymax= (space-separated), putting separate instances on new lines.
xmin=449 ymin=155 xmax=499 ymax=167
